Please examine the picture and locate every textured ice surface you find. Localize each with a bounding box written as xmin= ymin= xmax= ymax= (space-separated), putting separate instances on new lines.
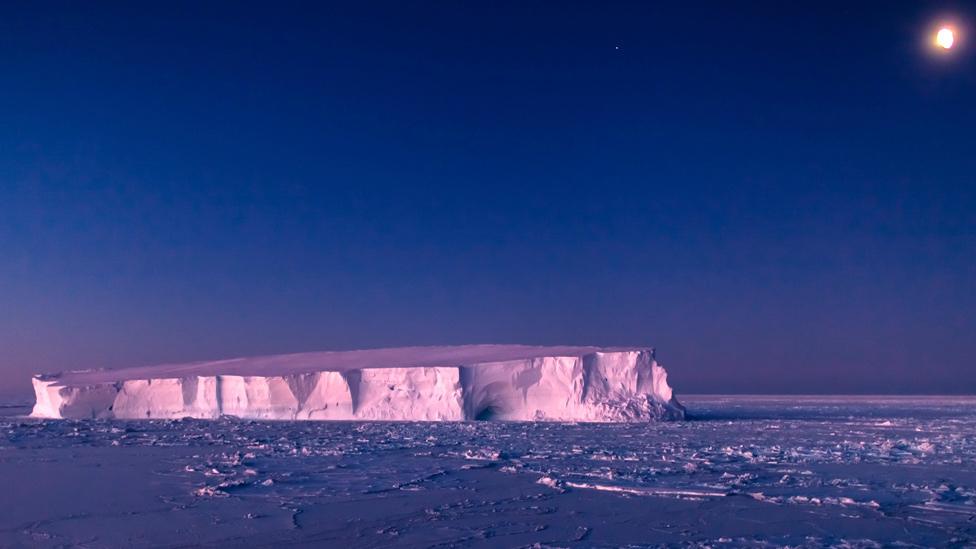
xmin=30 ymin=345 xmax=684 ymax=422
xmin=2 ymin=396 xmax=975 ymax=547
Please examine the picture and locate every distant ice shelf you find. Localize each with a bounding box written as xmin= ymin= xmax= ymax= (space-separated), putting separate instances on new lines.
xmin=30 ymin=345 xmax=685 ymax=422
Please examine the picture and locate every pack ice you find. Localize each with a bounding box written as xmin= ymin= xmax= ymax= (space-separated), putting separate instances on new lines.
xmin=30 ymin=345 xmax=685 ymax=421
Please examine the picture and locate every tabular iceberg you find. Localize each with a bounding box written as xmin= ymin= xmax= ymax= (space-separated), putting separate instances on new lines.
xmin=30 ymin=345 xmax=685 ymax=422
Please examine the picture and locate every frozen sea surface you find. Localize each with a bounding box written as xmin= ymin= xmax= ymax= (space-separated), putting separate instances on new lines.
xmin=2 ymin=396 xmax=975 ymax=547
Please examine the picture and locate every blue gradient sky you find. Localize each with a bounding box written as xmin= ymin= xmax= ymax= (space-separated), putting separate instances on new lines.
xmin=2 ymin=1 xmax=975 ymax=399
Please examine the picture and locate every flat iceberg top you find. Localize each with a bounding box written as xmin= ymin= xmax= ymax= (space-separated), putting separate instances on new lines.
xmin=40 ymin=344 xmax=647 ymax=385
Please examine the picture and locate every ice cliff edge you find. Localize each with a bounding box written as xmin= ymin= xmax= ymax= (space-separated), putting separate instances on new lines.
xmin=30 ymin=345 xmax=685 ymax=421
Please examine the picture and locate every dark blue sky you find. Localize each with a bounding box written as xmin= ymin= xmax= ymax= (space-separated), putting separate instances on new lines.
xmin=2 ymin=1 xmax=975 ymax=398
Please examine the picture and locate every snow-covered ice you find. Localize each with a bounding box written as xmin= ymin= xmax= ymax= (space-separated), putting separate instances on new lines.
xmin=29 ymin=345 xmax=684 ymax=422
xmin=2 ymin=395 xmax=975 ymax=547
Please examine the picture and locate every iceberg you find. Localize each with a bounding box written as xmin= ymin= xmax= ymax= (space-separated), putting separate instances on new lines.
xmin=30 ymin=345 xmax=685 ymax=421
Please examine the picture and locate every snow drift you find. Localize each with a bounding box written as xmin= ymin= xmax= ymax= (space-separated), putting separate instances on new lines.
xmin=30 ymin=345 xmax=685 ymax=421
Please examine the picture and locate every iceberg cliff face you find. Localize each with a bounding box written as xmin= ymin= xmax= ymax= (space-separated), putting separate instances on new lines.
xmin=30 ymin=345 xmax=684 ymax=422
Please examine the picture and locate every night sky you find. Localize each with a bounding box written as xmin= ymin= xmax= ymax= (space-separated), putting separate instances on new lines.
xmin=2 ymin=1 xmax=975 ymax=399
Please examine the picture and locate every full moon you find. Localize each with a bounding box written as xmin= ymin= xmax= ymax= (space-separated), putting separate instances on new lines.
xmin=936 ymin=27 xmax=954 ymax=49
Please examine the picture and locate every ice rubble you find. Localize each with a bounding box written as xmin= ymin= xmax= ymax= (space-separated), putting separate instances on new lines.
xmin=30 ymin=345 xmax=684 ymax=421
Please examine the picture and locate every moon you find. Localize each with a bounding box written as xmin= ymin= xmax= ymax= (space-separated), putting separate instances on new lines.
xmin=936 ymin=27 xmax=954 ymax=49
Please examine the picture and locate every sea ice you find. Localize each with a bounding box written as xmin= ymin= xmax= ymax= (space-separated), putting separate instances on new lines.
xmin=3 ymin=396 xmax=975 ymax=547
